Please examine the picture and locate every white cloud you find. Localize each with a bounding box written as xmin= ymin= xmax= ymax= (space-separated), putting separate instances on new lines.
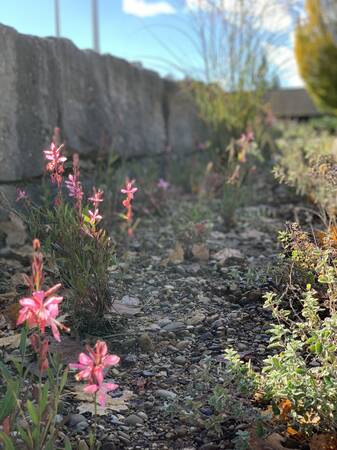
xmin=186 ymin=0 xmax=292 ymax=33
xmin=264 ymin=43 xmax=304 ymax=87
xmin=123 ymin=0 xmax=176 ymax=17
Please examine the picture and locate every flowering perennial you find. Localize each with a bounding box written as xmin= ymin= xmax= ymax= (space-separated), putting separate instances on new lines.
xmin=121 ymin=178 xmax=138 ymax=236
xmin=16 ymin=239 xmax=69 ymax=374
xmin=65 ymin=153 xmax=83 ymax=213
xmin=157 ymin=178 xmax=170 ymax=191
xmin=88 ymin=187 xmax=104 ymax=209
xmin=17 ymin=284 xmax=67 ymax=343
xmin=69 ymin=340 xmax=120 ymax=406
xmin=44 ymin=141 xmax=67 ymax=188
xmin=16 ymin=188 xmax=28 ymax=202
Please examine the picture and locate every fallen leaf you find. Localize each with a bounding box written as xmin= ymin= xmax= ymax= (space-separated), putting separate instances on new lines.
xmin=0 ymin=334 xmax=21 ymax=349
xmin=287 ymin=426 xmax=303 ymax=441
xmin=72 ymin=385 xmax=133 ymax=415
xmin=309 ymin=433 xmax=337 ymax=450
xmin=265 ymin=433 xmax=293 ymax=450
xmin=168 ymin=242 xmax=184 ymax=264
xmin=213 ymin=247 xmax=243 ymax=264
xmin=249 ymin=429 xmax=294 ymax=450
xmin=240 ymin=229 xmax=265 ymax=240
xmin=280 ymin=399 xmax=292 ymax=420
xmin=3 ymin=303 xmax=21 ymax=329
xmin=192 ymin=243 xmax=210 ymax=261
xmin=1 ymin=416 xmax=10 ymax=435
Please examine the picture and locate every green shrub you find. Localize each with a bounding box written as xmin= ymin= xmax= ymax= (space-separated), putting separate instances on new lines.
xmin=273 ymin=122 xmax=337 ymax=220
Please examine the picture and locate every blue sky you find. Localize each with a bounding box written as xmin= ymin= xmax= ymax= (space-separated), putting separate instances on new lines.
xmin=0 ymin=0 xmax=303 ymax=86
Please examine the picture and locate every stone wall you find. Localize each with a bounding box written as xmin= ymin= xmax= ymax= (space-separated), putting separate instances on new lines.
xmin=0 ymin=23 xmax=207 ymax=184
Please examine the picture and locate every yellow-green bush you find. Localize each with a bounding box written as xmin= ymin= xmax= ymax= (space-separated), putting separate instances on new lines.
xmin=295 ymin=0 xmax=337 ymax=113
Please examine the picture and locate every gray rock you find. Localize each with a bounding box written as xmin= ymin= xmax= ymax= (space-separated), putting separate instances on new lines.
xmin=125 ymin=414 xmax=144 ymax=426
xmin=54 ymin=414 xmax=63 ymax=425
xmin=121 ymin=295 xmax=140 ymax=307
xmin=138 ymin=333 xmax=154 ymax=352
xmin=155 ymin=389 xmax=178 ymax=401
xmin=176 ymin=340 xmax=190 ymax=350
xmin=158 ymin=318 xmax=172 ymax=328
xmin=175 ymin=355 xmax=187 ymax=365
xmin=121 ymin=354 xmax=137 ymax=368
xmin=187 ymin=313 xmax=206 ymax=326
xmin=162 ymin=321 xmax=185 ymax=333
xmin=67 ymin=414 xmax=87 ymax=427
xmin=118 ymin=431 xmax=131 ymax=444
xmin=137 ymin=411 xmax=148 ymax=421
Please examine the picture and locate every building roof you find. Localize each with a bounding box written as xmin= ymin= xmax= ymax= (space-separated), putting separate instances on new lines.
xmin=266 ymin=88 xmax=322 ymax=119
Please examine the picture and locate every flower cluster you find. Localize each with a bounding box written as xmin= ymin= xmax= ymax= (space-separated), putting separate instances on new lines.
xmin=44 ymin=141 xmax=67 ymax=189
xmin=16 ymin=239 xmax=69 ymax=373
xmin=65 ymin=153 xmax=83 ymax=213
xmin=69 ymin=340 xmax=120 ymax=406
xmin=121 ymin=179 xmax=138 ymax=236
xmin=157 ymin=178 xmax=170 ymax=191
xmin=17 ymin=285 xmax=67 ymax=343
xmin=238 ymin=130 xmax=254 ymax=147
xmin=16 ymin=188 xmax=28 ymax=202
xmin=88 ymin=187 xmax=104 ymax=228
xmin=21 ymin=238 xmax=44 ymax=291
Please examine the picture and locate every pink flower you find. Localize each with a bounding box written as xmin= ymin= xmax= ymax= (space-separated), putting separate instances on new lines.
xmin=65 ymin=174 xmax=83 ymax=209
xmin=22 ymin=239 xmax=44 ymax=292
xmin=88 ymin=187 xmax=104 ymax=209
xmin=44 ymin=142 xmax=67 ymax=167
xmin=69 ymin=340 xmax=120 ymax=405
xmin=65 ymin=153 xmax=83 ymax=212
xmin=121 ymin=179 xmax=137 ymax=200
xmin=157 ymin=178 xmax=170 ymax=191
xmin=44 ymin=141 xmax=67 ymax=188
xmin=17 ymin=284 xmax=67 ymax=342
xmin=65 ymin=174 xmax=83 ymax=199
xmin=88 ymin=209 xmax=102 ymax=225
xmin=16 ymin=188 xmax=28 ymax=202
xmin=238 ymin=131 xmax=254 ymax=147
xmin=196 ymin=141 xmax=209 ymax=151
xmin=83 ymin=381 xmax=118 ymax=407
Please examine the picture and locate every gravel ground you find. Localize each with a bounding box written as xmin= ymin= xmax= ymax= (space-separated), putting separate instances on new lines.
xmin=0 ymin=186 xmax=304 ymax=449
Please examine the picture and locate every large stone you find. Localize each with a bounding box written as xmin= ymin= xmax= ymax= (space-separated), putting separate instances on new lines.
xmin=0 ymin=23 xmax=208 ymax=183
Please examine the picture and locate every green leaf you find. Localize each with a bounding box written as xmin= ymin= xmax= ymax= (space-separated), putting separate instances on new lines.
xmin=0 ymin=361 xmax=12 ymax=382
xmin=315 ymin=341 xmax=323 ymax=354
xmin=0 ymin=387 xmax=17 ymax=423
xmin=255 ymin=420 xmax=264 ymax=438
xmin=44 ymin=437 xmax=55 ymax=450
xmin=39 ymin=381 xmax=50 ymax=416
xmin=272 ymin=402 xmax=280 ymax=416
xmin=60 ymin=367 xmax=69 ymax=392
xmin=64 ymin=436 xmax=72 ymax=450
xmin=0 ymin=432 xmax=15 ymax=450
xmin=19 ymin=323 xmax=28 ymax=357
xmin=17 ymin=425 xmax=32 ymax=448
xmin=26 ymin=400 xmax=39 ymax=426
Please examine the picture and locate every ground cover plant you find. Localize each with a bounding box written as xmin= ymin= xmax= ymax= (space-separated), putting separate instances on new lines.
xmin=273 ymin=120 xmax=337 ymax=222
xmin=200 ymin=120 xmax=337 ymax=448
xmin=16 ymin=133 xmax=120 ymax=331
xmin=2 ymin=117 xmax=337 ymax=449
xmin=0 ymin=238 xmax=120 ymax=449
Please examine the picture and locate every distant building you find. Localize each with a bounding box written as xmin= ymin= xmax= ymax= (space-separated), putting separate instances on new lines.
xmin=266 ymin=88 xmax=322 ymax=120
